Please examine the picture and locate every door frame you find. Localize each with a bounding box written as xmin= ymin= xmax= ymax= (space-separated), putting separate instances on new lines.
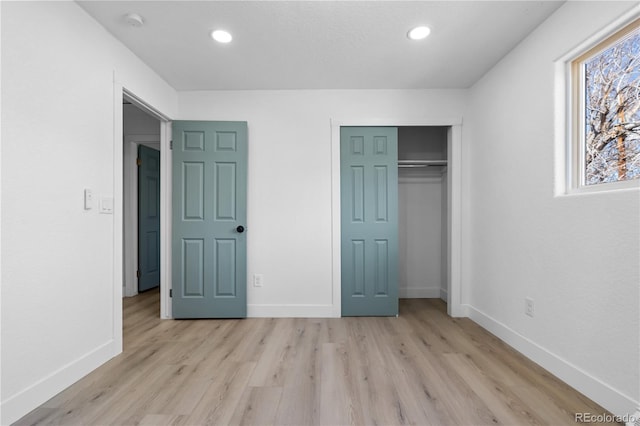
xmin=125 ymin=93 xmax=172 ymax=320
xmin=330 ymin=117 xmax=465 ymax=318
xmin=115 ymin=86 xmax=173 ymax=328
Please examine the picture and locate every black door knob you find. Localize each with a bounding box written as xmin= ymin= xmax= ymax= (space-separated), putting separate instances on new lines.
xmin=236 ymin=225 xmax=245 ymax=233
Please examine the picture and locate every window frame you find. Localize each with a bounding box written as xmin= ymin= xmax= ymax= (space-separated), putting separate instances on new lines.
xmin=567 ymin=15 xmax=640 ymax=193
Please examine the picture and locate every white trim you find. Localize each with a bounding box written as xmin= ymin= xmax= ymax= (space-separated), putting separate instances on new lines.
xmin=160 ymin=121 xmax=172 ymax=319
xmin=248 ymin=304 xmax=334 ymax=318
xmin=332 ymin=117 xmax=462 ymax=127
xmin=330 ymin=117 xmax=464 ymax=319
xmin=399 ymin=287 xmax=441 ymax=298
xmin=566 ymin=179 xmax=640 ymax=196
xmin=0 ymin=2 xmax=3 ymax=422
xmin=123 ymin=89 xmax=170 ymax=122
xmin=330 ymin=120 xmax=342 ymax=318
xmin=447 ymin=125 xmax=464 ymax=317
xmin=468 ymin=305 xmax=640 ymax=418
xmin=112 ymin=79 xmax=124 ymax=354
xmin=1 ymin=340 xmax=116 ymax=425
xmin=553 ymin=57 xmax=570 ymax=197
xmin=439 ymin=287 xmax=448 ymax=302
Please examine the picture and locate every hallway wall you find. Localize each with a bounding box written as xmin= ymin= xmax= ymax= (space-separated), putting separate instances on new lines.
xmin=1 ymin=2 xmax=176 ymax=423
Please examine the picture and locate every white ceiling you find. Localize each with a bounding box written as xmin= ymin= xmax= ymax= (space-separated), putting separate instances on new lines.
xmin=77 ymin=1 xmax=565 ymax=90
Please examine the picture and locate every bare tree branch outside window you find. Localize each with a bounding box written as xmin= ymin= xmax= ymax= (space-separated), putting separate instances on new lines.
xmin=584 ymin=26 xmax=640 ymax=185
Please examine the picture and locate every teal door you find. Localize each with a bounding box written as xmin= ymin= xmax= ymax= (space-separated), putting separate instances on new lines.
xmin=138 ymin=145 xmax=160 ymax=292
xmin=172 ymin=121 xmax=247 ymax=318
xmin=341 ymin=127 xmax=398 ymax=316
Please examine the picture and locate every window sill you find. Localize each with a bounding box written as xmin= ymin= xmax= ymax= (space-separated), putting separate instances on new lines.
xmin=563 ymin=179 xmax=640 ymax=197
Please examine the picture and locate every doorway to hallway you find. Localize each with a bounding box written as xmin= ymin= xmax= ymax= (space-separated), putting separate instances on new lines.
xmin=123 ymin=99 xmax=162 ymax=298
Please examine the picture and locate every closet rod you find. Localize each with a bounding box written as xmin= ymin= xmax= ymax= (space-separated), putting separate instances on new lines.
xmin=398 ymin=159 xmax=447 ymax=168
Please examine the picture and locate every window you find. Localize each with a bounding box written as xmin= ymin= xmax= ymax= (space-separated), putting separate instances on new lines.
xmin=571 ymin=18 xmax=640 ymax=188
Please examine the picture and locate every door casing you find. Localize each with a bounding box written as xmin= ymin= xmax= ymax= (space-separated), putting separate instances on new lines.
xmin=331 ymin=118 xmax=464 ymax=318
xmin=119 ymin=88 xmax=173 ymax=321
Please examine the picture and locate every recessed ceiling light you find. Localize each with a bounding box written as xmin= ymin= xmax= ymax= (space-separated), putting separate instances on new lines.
xmin=211 ymin=30 xmax=232 ymax=43
xmin=123 ymin=13 xmax=145 ymax=28
xmin=408 ymin=26 xmax=431 ymax=40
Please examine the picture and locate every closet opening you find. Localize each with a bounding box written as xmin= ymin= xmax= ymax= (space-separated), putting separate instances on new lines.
xmin=398 ymin=126 xmax=449 ymax=305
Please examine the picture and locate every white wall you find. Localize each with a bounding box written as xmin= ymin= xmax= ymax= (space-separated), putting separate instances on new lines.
xmin=1 ymin=2 xmax=176 ymax=424
xmin=398 ymin=174 xmax=443 ymax=298
xmin=465 ymin=1 xmax=640 ymax=417
xmin=178 ymin=90 xmax=466 ymax=316
xmin=123 ymin=104 xmax=161 ymax=138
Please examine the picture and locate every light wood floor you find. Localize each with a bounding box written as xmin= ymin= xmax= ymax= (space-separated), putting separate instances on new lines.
xmin=15 ymin=290 xmax=616 ymax=426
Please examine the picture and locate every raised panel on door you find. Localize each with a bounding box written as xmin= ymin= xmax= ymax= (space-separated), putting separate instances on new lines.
xmin=182 ymin=238 xmax=204 ymax=297
xmin=182 ymin=162 xmax=205 ymax=221
xmin=340 ymin=127 xmax=398 ymax=316
xmin=215 ymin=239 xmax=236 ymax=297
xmin=215 ymin=163 xmax=236 ymax=220
xmin=138 ymin=145 xmax=160 ymax=292
xmin=172 ymin=121 xmax=247 ymax=318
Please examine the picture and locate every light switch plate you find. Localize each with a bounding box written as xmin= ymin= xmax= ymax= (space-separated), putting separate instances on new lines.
xmin=99 ymin=196 xmax=114 ymax=214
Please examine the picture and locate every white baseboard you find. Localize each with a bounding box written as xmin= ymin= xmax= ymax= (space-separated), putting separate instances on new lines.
xmin=468 ymin=306 xmax=639 ymax=418
xmin=1 ymin=340 xmax=119 ymax=425
xmin=399 ymin=286 xmax=441 ymax=298
xmin=248 ymin=304 xmax=335 ymax=318
xmin=440 ymin=287 xmax=448 ymax=302
xmin=123 ymin=286 xmax=138 ymax=298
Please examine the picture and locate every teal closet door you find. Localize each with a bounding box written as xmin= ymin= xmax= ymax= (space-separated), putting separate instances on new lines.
xmin=172 ymin=121 xmax=247 ymax=318
xmin=341 ymin=127 xmax=398 ymax=316
xmin=138 ymin=145 xmax=160 ymax=292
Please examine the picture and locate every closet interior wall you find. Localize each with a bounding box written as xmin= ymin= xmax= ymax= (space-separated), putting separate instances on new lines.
xmin=398 ymin=126 xmax=448 ymax=301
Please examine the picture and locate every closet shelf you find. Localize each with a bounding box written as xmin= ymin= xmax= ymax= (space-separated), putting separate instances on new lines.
xmin=398 ymin=159 xmax=447 ymax=168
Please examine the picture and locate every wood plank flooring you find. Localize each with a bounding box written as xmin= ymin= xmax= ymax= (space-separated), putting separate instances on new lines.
xmin=15 ymin=290 xmax=617 ymax=425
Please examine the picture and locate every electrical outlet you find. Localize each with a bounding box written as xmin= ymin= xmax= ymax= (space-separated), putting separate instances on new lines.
xmin=525 ymin=298 xmax=534 ymax=317
xmin=253 ymin=274 xmax=264 ymax=287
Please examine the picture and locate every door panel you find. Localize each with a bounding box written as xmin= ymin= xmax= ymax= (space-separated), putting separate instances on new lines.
xmin=182 ymin=162 xmax=205 ymax=220
xmin=215 ymin=163 xmax=236 ymax=219
xmin=341 ymin=127 xmax=398 ymax=316
xmin=182 ymin=238 xmax=204 ymax=297
xmin=172 ymin=121 xmax=247 ymax=318
xmin=138 ymin=145 xmax=160 ymax=292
